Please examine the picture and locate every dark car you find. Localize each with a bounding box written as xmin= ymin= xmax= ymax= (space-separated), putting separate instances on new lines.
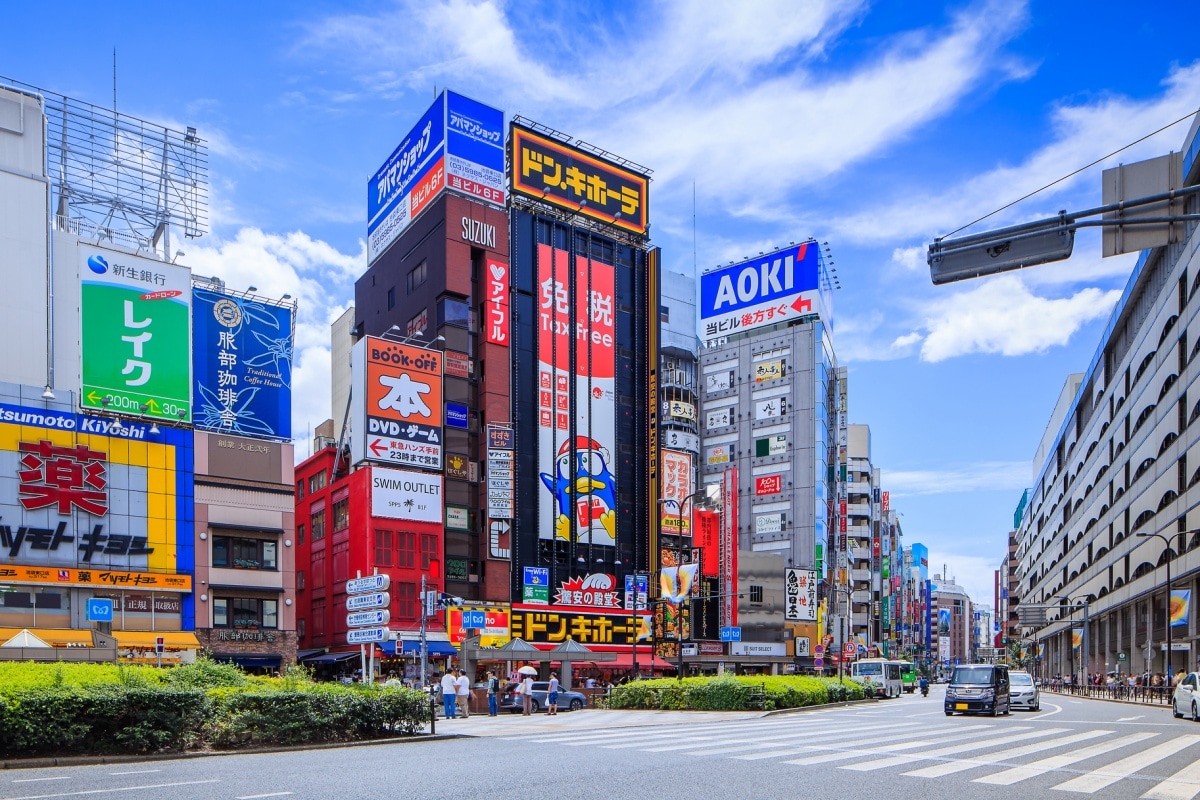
xmin=500 ymin=681 xmax=587 ymax=713
xmin=945 ymin=663 xmax=1010 ymax=716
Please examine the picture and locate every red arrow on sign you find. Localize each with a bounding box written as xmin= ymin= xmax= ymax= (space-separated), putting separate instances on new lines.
xmin=791 ymin=296 xmax=812 ymax=314
xmin=369 ymin=439 xmax=387 ymax=457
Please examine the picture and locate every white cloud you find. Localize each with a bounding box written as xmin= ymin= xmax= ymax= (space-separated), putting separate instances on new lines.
xmin=184 ymin=228 xmax=364 ymax=449
xmin=886 ymin=460 xmax=1031 ymax=496
xmin=917 ymin=275 xmax=1121 ymax=362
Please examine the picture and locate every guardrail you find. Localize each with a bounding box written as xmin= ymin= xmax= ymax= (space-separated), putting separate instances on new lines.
xmin=1047 ymin=684 xmax=1173 ymax=705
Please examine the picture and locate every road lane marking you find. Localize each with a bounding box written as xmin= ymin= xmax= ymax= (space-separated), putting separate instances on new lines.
xmin=1117 ymin=716 xmax=1145 ymax=721
xmin=779 ymin=725 xmax=996 ymax=766
xmin=11 ymin=779 xmax=70 ymax=783
xmin=235 ymin=794 xmax=294 ymax=799
xmin=1142 ymin=757 xmax=1200 ymax=800
xmin=974 ymin=732 xmax=1159 ymax=786
xmin=840 ymin=726 xmax=1053 ymax=772
xmin=105 ymin=772 xmax=159 ymax=776
xmin=1 ymin=778 xmax=220 ymax=800
xmin=676 ymin=722 xmax=928 ymax=756
xmin=903 ymin=729 xmax=1112 ymax=778
xmin=1052 ymin=735 xmax=1200 ymax=794
xmin=641 ymin=720 xmax=918 ymax=753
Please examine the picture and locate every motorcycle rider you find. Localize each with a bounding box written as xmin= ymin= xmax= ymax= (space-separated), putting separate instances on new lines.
xmin=919 ymin=675 xmax=929 ymax=696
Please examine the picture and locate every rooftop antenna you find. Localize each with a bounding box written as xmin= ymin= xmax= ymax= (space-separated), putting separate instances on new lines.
xmin=112 ymin=48 xmax=117 ymax=113
xmin=693 ymin=180 xmax=697 ymax=276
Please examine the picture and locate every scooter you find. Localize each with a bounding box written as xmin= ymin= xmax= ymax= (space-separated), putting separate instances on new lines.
xmin=920 ymin=681 xmax=929 ymax=697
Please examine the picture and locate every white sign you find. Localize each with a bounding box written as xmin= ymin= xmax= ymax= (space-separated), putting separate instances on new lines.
xmin=784 ymin=568 xmax=817 ymax=622
xmin=795 ymin=637 xmax=810 ymax=657
xmin=754 ymin=397 xmax=786 ymax=420
xmin=755 ymin=513 xmax=783 ymax=534
xmin=706 ymin=445 xmax=731 ymax=465
xmin=446 ymin=506 xmax=469 ymax=530
xmin=346 ymin=575 xmax=391 ymax=594
xmin=706 ymin=408 xmax=732 ymax=429
xmin=705 ymin=370 xmax=733 ymax=393
xmin=730 ymin=641 xmax=786 ymax=657
xmin=346 ymin=592 xmax=391 ymax=611
xmin=347 ymin=609 xmax=391 ymax=628
xmin=371 ymin=466 xmax=443 ymax=523
xmin=758 ymin=434 xmax=788 ymax=456
xmin=663 ymin=429 xmax=699 ymax=452
xmin=347 ymin=627 xmax=389 ymax=644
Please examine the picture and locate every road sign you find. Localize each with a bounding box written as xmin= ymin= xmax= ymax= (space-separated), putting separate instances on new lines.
xmin=842 ymin=642 xmax=856 ymax=657
xmin=814 ymin=644 xmax=824 ymax=655
xmin=347 ymin=627 xmax=389 ymax=645
xmin=346 ymin=575 xmax=391 ymax=594
xmin=814 ymin=658 xmax=824 ymax=669
xmin=461 ymin=610 xmax=487 ymax=629
xmin=86 ymin=598 xmax=113 ymax=622
xmin=720 ymin=627 xmax=742 ymax=642
xmin=1118 ymin=651 xmax=1127 ymax=661
xmin=347 ymin=609 xmax=390 ymax=628
xmin=346 ymin=592 xmax=390 ymax=611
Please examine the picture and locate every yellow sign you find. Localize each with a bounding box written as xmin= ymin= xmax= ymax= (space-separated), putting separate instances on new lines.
xmin=0 ymin=563 xmax=192 ymax=592
xmin=754 ymin=359 xmax=785 ymax=382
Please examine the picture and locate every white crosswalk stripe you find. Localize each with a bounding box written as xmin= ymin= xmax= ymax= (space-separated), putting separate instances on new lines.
xmin=1052 ymin=735 xmax=1200 ymax=794
xmin=1141 ymin=756 xmax=1200 ymax=800
xmin=674 ymin=722 xmax=929 ymax=757
xmin=973 ymin=732 xmax=1160 ymax=786
xmin=839 ymin=727 xmax=1057 ymax=771
xmin=903 ymin=729 xmax=1113 ymax=778
xmin=779 ymin=724 xmax=997 ymax=766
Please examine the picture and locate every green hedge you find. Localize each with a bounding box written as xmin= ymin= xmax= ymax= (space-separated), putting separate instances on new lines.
xmin=606 ymin=675 xmax=864 ymax=711
xmin=0 ymin=660 xmax=431 ymax=758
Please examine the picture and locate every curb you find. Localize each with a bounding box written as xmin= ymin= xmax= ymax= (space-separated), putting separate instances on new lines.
xmin=762 ymin=698 xmax=877 ymax=717
xmin=2 ymin=731 xmax=460 ymax=771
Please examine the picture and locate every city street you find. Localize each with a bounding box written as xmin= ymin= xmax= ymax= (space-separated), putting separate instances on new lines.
xmin=5 ymin=688 xmax=1200 ymax=799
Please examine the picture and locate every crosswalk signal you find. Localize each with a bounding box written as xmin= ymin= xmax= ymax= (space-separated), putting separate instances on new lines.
xmin=155 ymin=636 xmax=165 ymax=654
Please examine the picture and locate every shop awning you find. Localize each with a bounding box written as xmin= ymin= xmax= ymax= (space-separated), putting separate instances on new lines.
xmin=112 ymin=631 xmax=201 ymax=650
xmin=301 ymin=651 xmax=360 ymax=664
xmin=383 ymin=639 xmax=457 ymax=657
xmin=593 ymin=653 xmax=677 ymax=671
xmin=0 ymin=627 xmax=94 ymax=648
xmin=212 ymin=653 xmax=282 ymax=669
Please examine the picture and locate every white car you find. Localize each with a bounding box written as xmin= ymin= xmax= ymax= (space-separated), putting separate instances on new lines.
xmin=1009 ymin=670 xmax=1040 ymax=711
xmin=1172 ymin=672 xmax=1200 ymax=720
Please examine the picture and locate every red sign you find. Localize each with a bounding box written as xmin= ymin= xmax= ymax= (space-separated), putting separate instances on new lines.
xmin=882 ymin=491 xmax=890 ymax=513
xmin=409 ymin=157 xmax=445 ymax=219
xmin=18 ymin=440 xmax=108 ymax=516
xmin=694 ymin=509 xmax=720 ymax=577
xmin=873 ymin=538 xmax=880 ymax=557
xmin=842 ymin=642 xmax=856 ymax=657
xmin=721 ymin=467 xmax=738 ymax=628
xmin=754 ymin=475 xmax=781 ymax=496
xmin=554 ymin=574 xmax=622 ymax=608
xmin=444 ymin=350 xmax=471 ymax=379
xmin=484 ymin=258 xmax=510 ymax=346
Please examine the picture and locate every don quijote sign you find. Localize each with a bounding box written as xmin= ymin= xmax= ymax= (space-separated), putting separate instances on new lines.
xmin=555 ymin=573 xmax=623 ymax=609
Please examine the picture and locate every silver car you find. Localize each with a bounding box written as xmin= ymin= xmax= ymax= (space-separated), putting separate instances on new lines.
xmin=1172 ymin=671 xmax=1200 ymax=720
xmin=1009 ymin=670 xmax=1040 ymax=711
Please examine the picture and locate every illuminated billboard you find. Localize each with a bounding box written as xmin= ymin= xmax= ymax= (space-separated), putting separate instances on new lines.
xmin=0 ymin=397 xmax=193 ymax=589
xmin=79 ymin=247 xmax=192 ymax=423
xmin=350 ymin=336 xmax=444 ymax=469
xmin=510 ymin=125 xmax=648 ymax=235
xmin=660 ymin=449 xmax=694 ymax=535
xmin=536 ymin=244 xmax=616 ymax=546
xmin=699 ymin=241 xmax=824 ymax=344
xmin=192 ymin=287 xmax=293 ymax=439
xmin=367 ymin=91 xmax=505 ymax=263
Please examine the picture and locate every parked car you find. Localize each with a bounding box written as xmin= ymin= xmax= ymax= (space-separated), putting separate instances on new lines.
xmin=1008 ymin=670 xmax=1040 ymax=711
xmin=500 ymin=681 xmax=587 ymax=713
xmin=1172 ymin=671 xmax=1200 ymax=720
xmin=944 ymin=663 xmax=1011 ymax=716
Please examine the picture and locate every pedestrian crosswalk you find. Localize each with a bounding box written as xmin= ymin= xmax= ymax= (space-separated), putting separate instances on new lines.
xmin=497 ymin=710 xmax=1200 ymax=797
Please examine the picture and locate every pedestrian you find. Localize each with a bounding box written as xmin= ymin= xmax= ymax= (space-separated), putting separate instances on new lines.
xmin=455 ymin=668 xmax=471 ymax=718
xmin=486 ymin=670 xmax=500 ymax=716
xmin=520 ymin=672 xmax=534 ymax=716
xmin=547 ymin=672 xmax=560 ymax=715
xmin=440 ymin=670 xmax=458 ymax=719
xmin=585 ymin=675 xmax=597 ymax=689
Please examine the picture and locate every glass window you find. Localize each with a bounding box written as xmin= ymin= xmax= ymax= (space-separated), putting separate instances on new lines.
xmin=387 ymin=287 xmax=396 ymax=310
xmin=296 ymin=523 xmax=305 ymax=545
xmin=311 ymin=508 xmax=326 ymax=540
xmin=439 ymin=297 xmax=471 ymax=328
xmin=212 ymin=537 xmax=230 ymax=567
xmin=213 ymin=598 xmax=228 ymax=626
xmin=749 ymin=585 xmax=764 ymax=603
xmin=262 ymin=541 xmax=277 ymax=569
xmin=263 ymin=600 xmax=278 ymax=629
xmin=407 ymin=261 xmax=427 ymax=293
xmin=333 ymin=498 xmax=349 ymax=532
xmin=212 ymin=536 xmax=278 ymax=570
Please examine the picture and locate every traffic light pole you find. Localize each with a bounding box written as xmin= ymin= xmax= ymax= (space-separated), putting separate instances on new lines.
xmin=419 ymin=574 xmax=428 ymax=688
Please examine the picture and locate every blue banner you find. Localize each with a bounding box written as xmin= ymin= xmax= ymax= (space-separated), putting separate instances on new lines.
xmin=192 ymin=288 xmax=293 ymax=439
xmin=367 ymin=96 xmax=446 ymax=231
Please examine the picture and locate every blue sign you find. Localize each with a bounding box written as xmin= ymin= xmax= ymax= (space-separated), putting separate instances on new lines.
xmin=445 ymin=91 xmax=505 ymax=188
xmin=445 ymin=402 xmax=469 ymax=430
xmin=192 ymin=288 xmax=293 ymax=439
xmin=86 ymin=598 xmax=113 ymax=622
xmin=699 ymin=242 xmax=827 ymax=341
xmin=720 ymin=627 xmax=742 ymax=642
xmin=368 ymin=96 xmax=446 ymax=233
xmin=461 ymin=610 xmax=487 ymax=629
xmin=523 ymin=566 xmax=549 ymax=587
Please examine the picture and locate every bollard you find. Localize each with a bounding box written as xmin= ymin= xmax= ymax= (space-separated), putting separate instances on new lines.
xmin=429 ymin=695 xmax=436 ymax=735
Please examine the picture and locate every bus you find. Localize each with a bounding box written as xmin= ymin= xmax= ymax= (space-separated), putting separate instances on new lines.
xmin=899 ymin=661 xmax=917 ymax=693
xmin=850 ymin=658 xmax=905 ymax=698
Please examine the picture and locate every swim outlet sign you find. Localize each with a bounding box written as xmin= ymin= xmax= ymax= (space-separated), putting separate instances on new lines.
xmin=369 ymin=465 xmax=443 ymax=523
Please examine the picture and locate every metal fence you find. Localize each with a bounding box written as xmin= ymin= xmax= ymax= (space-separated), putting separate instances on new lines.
xmin=1046 ymin=683 xmax=1173 ymax=705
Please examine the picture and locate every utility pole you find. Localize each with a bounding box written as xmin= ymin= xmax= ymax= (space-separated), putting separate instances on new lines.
xmin=419 ymin=574 xmax=429 ymax=687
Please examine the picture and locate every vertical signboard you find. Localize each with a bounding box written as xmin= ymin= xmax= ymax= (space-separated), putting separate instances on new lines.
xmin=368 ymin=91 xmax=505 ymax=264
xmin=80 ymin=247 xmax=192 ymax=423
xmin=351 ymin=337 xmax=443 ymax=469
xmin=192 ymin=287 xmax=293 ymax=439
xmin=536 ymin=244 xmax=616 ymax=546
xmin=784 ymin=568 xmax=817 ymax=622
xmin=660 ymin=449 xmax=693 ymax=535
xmin=487 ymin=424 xmax=514 ymax=558
xmin=483 ymin=257 xmax=510 ymax=346
xmin=721 ymin=466 xmax=738 ymax=627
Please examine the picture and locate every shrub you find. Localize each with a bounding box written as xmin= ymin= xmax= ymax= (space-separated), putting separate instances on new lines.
xmin=606 ymin=675 xmax=862 ymax=711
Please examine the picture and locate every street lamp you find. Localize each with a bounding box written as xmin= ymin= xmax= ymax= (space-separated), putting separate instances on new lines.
xmin=1137 ymin=531 xmax=1177 ymax=684
xmin=1056 ymin=595 xmax=1090 ymax=686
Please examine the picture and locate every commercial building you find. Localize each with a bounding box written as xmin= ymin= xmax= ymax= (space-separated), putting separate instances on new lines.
xmin=932 ymin=574 xmax=973 ymax=675
xmin=697 ymin=241 xmax=839 ymax=671
xmin=1016 ymin=117 xmax=1200 ymax=683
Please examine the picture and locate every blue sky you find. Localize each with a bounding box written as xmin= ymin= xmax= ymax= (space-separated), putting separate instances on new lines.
xmin=5 ymin=0 xmax=1199 ymax=606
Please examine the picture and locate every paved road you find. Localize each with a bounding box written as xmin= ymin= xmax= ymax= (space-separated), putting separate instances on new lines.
xmin=4 ymin=686 xmax=1200 ymax=799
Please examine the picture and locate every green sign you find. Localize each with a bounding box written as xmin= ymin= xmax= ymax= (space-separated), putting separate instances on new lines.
xmin=522 ymin=585 xmax=549 ymax=604
xmin=1117 ymin=651 xmax=1127 ymax=662
xmin=445 ymin=557 xmax=469 ymax=581
xmin=80 ymin=248 xmax=192 ymax=422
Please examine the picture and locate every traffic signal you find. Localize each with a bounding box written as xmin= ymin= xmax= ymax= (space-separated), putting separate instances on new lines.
xmin=155 ymin=636 xmax=165 ymax=654
xmin=438 ymin=593 xmax=462 ymax=608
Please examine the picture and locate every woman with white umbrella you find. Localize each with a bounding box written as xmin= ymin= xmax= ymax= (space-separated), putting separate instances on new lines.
xmin=518 ymin=665 xmax=537 ymax=716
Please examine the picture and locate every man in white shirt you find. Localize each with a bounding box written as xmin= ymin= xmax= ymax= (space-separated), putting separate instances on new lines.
xmin=440 ymin=671 xmax=458 ymax=719
xmin=455 ymin=669 xmax=471 ymax=718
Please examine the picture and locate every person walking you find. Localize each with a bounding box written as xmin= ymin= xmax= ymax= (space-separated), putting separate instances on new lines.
xmin=455 ymin=669 xmax=471 ymax=718
xmin=440 ymin=670 xmax=458 ymax=719
xmin=520 ymin=672 xmax=534 ymax=716
xmin=486 ymin=670 xmax=500 ymax=717
xmin=546 ymin=672 xmax=560 ymax=715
